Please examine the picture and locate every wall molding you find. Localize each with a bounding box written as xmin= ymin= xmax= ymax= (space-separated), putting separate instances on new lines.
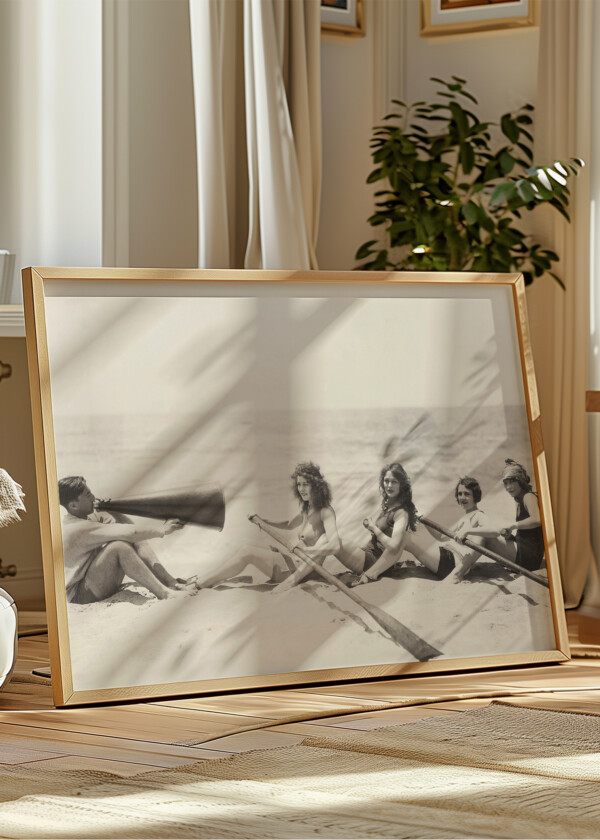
xmin=0 ymin=306 xmax=25 ymax=336
xmin=372 ymin=0 xmax=406 ymax=124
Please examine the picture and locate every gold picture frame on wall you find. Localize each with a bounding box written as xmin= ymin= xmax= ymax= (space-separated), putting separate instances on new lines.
xmin=321 ymin=0 xmax=365 ymax=37
xmin=420 ymin=0 xmax=539 ymax=38
xmin=23 ymin=267 xmax=568 ymax=707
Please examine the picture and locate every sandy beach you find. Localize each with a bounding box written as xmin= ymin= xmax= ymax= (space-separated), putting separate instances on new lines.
xmin=67 ymin=550 xmax=554 ymax=693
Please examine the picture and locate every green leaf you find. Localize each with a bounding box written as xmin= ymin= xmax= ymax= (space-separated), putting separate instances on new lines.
xmin=462 ymin=201 xmax=479 ymax=225
xmin=450 ymin=102 xmax=469 ymax=138
xmin=490 ymin=181 xmax=516 ymax=206
xmin=372 ymin=250 xmax=389 ymax=269
xmin=460 ymin=142 xmax=475 ymax=174
xmin=499 ymin=151 xmax=516 ymax=174
xmin=516 ymin=179 xmax=536 ymax=202
xmin=483 ymin=161 xmax=501 ymax=181
xmin=355 ymin=240 xmax=377 ymax=260
xmin=548 ymin=271 xmax=566 ymax=290
xmin=516 ymin=142 xmax=534 ymax=162
xmin=366 ymin=168 xmax=384 ymax=184
xmin=549 ymin=197 xmax=571 ymax=222
xmin=477 ymin=208 xmax=495 ymax=233
xmin=501 ymin=115 xmax=519 ymax=143
xmin=389 ymin=220 xmax=414 ymax=237
xmin=457 ymin=88 xmax=478 ymax=105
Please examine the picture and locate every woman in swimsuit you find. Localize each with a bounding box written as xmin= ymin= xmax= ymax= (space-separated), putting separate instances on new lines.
xmin=335 ymin=462 xmax=439 ymax=586
xmin=340 ymin=462 xmax=479 ymax=587
xmin=197 ymin=462 xmax=341 ymax=591
xmin=420 ymin=476 xmax=495 ymax=583
xmin=462 ymin=459 xmax=544 ymax=572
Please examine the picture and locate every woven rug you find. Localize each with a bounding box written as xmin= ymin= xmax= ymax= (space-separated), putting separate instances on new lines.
xmin=1 ymin=703 xmax=599 ymax=838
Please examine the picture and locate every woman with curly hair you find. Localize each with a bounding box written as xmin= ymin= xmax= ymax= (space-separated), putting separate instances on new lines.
xmin=197 ymin=462 xmax=341 ymax=591
xmin=340 ymin=462 xmax=445 ymax=587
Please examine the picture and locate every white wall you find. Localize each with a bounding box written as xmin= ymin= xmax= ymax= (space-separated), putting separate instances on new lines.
xmin=0 ymin=0 xmax=102 ymax=303
xmin=127 ymin=0 xmax=197 ymax=268
xmin=317 ymin=0 xmax=539 ymax=270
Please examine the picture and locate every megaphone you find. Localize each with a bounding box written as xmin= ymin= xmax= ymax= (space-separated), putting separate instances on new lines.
xmin=96 ymin=486 xmax=225 ymax=530
xmin=0 ymin=361 xmax=12 ymax=382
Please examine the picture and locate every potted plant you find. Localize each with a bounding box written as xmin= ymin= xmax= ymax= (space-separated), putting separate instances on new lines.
xmin=356 ymin=77 xmax=583 ymax=286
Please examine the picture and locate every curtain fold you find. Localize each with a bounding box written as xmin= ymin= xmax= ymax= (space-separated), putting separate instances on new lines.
xmin=189 ymin=0 xmax=321 ymax=270
xmin=527 ymin=0 xmax=595 ymax=607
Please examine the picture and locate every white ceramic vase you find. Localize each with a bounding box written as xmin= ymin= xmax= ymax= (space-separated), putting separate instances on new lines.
xmin=0 ymin=587 xmax=17 ymax=688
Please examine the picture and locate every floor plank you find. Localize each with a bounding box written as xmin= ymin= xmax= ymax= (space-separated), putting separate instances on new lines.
xmin=1 ymin=614 xmax=599 ymax=779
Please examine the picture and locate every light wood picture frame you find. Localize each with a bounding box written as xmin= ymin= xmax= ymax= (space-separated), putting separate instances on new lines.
xmin=420 ymin=0 xmax=539 ymax=38
xmin=321 ymin=0 xmax=365 ymax=37
xmin=23 ymin=267 xmax=568 ymax=706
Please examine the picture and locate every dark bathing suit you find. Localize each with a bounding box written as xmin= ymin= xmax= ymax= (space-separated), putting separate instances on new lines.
xmin=363 ymin=502 xmax=454 ymax=579
xmin=514 ymin=494 xmax=545 ymax=571
xmin=362 ymin=502 xmax=405 ymax=570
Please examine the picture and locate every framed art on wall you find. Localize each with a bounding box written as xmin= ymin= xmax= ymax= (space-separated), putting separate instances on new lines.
xmin=23 ymin=267 xmax=568 ymax=706
xmin=420 ymin=0 xmax=539 ymax=38
xmin=321 ymin=0 xmax=365 ymax=36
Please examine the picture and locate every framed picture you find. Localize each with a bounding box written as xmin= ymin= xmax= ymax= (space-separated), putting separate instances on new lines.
xmin=23 ymin=267 xmax=568 ymax=706
xmin=321 ymin=0 xmax=365 ymax=37
xmin=420 ymin=0 xmax=539 ymax=38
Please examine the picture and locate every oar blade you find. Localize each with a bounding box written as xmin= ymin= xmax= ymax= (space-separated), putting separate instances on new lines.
xmin=365 ymin=603 xmax=443 ymax=661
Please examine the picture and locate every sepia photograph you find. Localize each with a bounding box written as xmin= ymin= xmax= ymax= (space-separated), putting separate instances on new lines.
xmin=24 ymin=268 xmax=565 ymax=705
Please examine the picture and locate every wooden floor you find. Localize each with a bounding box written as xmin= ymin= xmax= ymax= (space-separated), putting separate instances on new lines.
xmin=1 ymin=610 xmax=599 ymax=778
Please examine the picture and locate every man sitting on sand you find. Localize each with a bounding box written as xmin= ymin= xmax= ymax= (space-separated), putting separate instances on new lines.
xmin=58 ymin=476 xmax=192 ymax=604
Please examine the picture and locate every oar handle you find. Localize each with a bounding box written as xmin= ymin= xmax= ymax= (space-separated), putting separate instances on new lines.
xmin=418 ymin=515 xmax=549 ymax=588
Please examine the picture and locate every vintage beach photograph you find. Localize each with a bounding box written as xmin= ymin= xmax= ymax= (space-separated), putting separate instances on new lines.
xmin=42 ymin=279 xmax=556 ymax=693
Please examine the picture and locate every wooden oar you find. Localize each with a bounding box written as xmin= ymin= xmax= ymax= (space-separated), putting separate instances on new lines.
xmin=249 ymin=515 xmax=442 ymax=662
xmin=418 ymin=515 xmax=549 ymax=588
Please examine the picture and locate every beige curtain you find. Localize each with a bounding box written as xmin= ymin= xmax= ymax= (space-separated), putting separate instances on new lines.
xmin=527 ymin=0 xmax=595 ymax=607
xmin=188 ymin=0 xmax=321 ymax=270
